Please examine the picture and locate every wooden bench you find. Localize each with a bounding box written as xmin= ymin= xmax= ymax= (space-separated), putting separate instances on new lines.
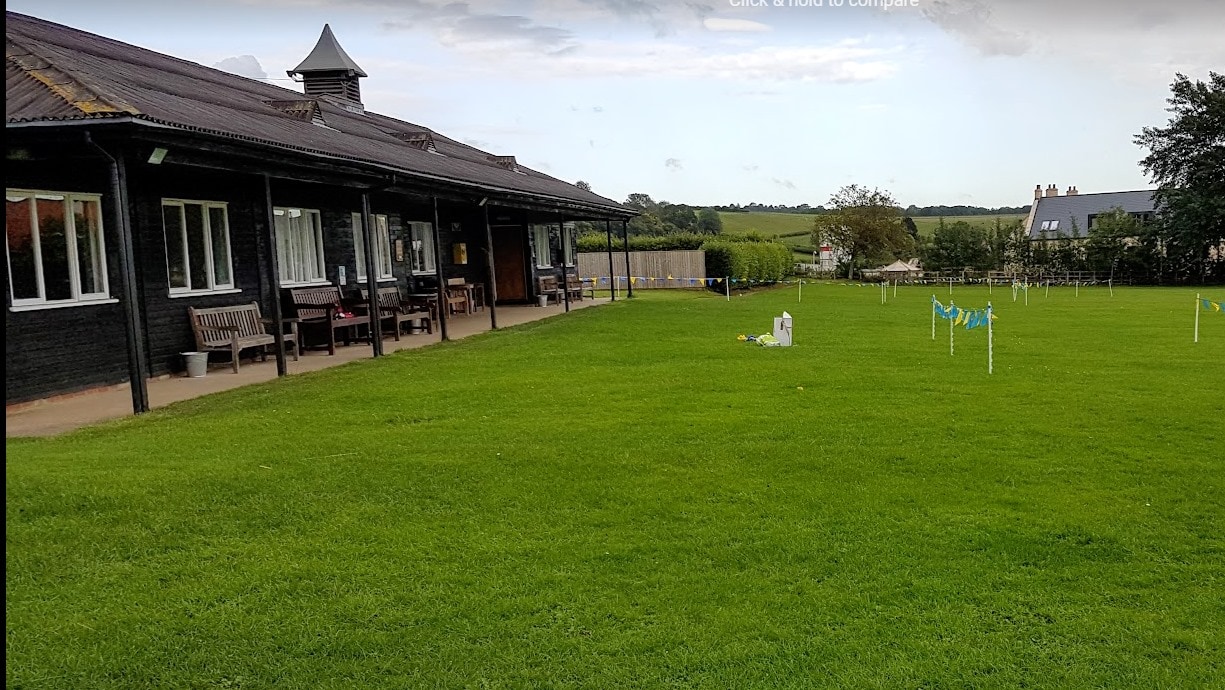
xmin=288 ymin=286 xmax=371 ymax=355
xmin=565 ymin=275 xmax=585 ymax=302
xmin=188 ymin=302 xmax=298 ymax=373
xmin=358 ymin=286 xmax=433 ymax=339
xmin=537 ymin=275 xmax=561 ymax=305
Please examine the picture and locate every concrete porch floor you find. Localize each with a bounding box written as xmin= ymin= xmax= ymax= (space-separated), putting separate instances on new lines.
xmin=6 ymin=298 xmax=607 ymax=438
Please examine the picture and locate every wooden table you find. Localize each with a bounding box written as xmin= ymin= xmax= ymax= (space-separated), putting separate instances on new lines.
xmin=406 ymin=293 xmax=440 ymax=326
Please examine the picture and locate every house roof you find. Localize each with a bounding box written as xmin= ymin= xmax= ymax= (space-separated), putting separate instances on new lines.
xmin=1027 ymin=190 xmax=1156 ymax=239
xmin=290 ymin=24 xmax=366 ymax=77
xmin=881 ymin=260 xmax=920 ymax=272
xmin=5 ymin=12 xmax=631 ymax=217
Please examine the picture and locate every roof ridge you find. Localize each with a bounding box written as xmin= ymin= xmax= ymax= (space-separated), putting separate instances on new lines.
xmin=5 ymin=35 xmax=139 ymax=115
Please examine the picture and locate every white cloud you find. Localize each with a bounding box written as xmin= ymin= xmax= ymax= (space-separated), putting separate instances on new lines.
xmin=212 ymin=54 xmax=267 ymax=79
xmin=665 ymin=158 xmax=683 ymax=171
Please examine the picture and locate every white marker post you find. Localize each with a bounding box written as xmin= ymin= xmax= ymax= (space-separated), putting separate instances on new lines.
xmin=1046 ymin=280 xmax=1050 ymax=298
xmin=1194 ymin=293 xmax=1200 ymax=343
xmin=987 ymin=302 xmax=994 ymax=375
xmin=949 ymin=301 xmax=955 ymax=356
xmin=1024 ymin=283 xmax=1029 ymax=306
xmin=931 ymin=295 xmax=937 ymax=341
xmin=726 ymin=276 xmax=731 ymax=302
xmin=1076 ymin=281 xmax=1080 ymax=297
xmin=1109 ymin=279 xmax=1114 ymax=297
xmin=798 ymin=278 xmax=803 ymax=303
xmin=893 ymin=279 xmax=898 ymax=298
xmin=988 ymin=277 xmax=992 ymax=295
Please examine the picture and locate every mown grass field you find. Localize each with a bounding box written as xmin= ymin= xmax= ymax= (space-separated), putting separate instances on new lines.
xmin=7 ymin=286 xmax=1223 ymax=688
xmin=719 ymin=212 xmax=1027 ymax=260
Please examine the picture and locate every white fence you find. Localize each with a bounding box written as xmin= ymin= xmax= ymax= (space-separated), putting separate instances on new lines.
xmin=577 ymin=250 xmax=707 ymax=288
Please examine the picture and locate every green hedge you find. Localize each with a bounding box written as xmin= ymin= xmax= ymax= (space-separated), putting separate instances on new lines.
xmin=701 ymin=240 xmax=792 ymax=285
xmin=576 ymin=232 xmax=708 ymax=252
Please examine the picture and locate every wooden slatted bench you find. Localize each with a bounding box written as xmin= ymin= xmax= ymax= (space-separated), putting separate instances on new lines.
xmin=359 ymin=286 xmax=433 ymax=339
xmin=537 ymin=275 xmax=561 ymax=305
xmin=289 ymin=286 xmax=371 ymax=355
xmin=188 ymin=302 xmax=298 ymax=373
xmin=565 ymin=275 xmax=585 ymax=302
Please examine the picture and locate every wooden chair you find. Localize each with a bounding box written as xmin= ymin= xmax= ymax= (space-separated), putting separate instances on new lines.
xmin=444 ymin=277 xmax=471 ymax=315
xmin=188 ymin=302 xmax=298 ymax=373
xmin=537 ymin=275 xmax=561 ymax=305
xmin=358 ymin=286 xmax=433 ymax=339
xmin=288 ymin=286 xmax=371 ymax=355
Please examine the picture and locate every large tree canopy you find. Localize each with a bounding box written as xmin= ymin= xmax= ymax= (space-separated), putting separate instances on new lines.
xmin=1134 ymin=71 xmax=1225 ymax=283
xmin=812 ymin=184 xmax=910 ymax=278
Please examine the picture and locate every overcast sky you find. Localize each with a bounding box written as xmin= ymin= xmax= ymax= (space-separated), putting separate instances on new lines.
xmin=8 ymin=0 xmax=1223 ymax=208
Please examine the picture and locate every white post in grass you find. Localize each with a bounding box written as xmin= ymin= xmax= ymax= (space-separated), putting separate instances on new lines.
xmin=987 ymin=302 xmax=994 ymax=375
xmin=1076 ymin=281 xmax=1080 ymax=297
xmin=798 ymin=278 xmax=802 ymax=303
xmin=988 ymin=277 xmax=992 ymax=295
xmin=931 ymin=295 xmax=937 ymax=341
xmin=893 ymin=279 xmax=897 ymax=298
xmin=949 ymin=300 xmax=955 ymax=356
xmin=1024 ymin=283 xmax=1029 ymax=306
xmin=1046 ymin=280 xmax=1050 ymax=298
xmin=1109 ymin=279 xmax=1114 ymax=297
xmin=1195 ymin=293 xmax=1200 ymax=343
xmin=726 ymin=276 xmax=731 ymax=302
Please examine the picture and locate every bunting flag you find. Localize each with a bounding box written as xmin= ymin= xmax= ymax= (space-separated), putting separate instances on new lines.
xmin=1202 ymin=298 xmax=1222 ymax=313
xmin=932 ymin=296 xmax=994 ymax=330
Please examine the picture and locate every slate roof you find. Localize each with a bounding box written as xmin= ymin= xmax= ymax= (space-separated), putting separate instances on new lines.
xmin=5 ymin=12 xmax=631 ymax=217
xmin=1027 ymin=190 xmax=1156 ymax=239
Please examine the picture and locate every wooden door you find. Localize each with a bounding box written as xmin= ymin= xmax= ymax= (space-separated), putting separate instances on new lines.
xmin=492 ymin=226 xmax=527 ymax=302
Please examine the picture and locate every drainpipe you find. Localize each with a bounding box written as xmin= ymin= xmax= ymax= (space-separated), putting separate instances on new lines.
xmin=84 ymin=133 xmax=149 ymax=414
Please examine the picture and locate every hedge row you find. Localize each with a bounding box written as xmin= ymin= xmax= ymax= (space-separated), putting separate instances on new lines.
xmin=701 ymin=240 xmax=792 ymax=284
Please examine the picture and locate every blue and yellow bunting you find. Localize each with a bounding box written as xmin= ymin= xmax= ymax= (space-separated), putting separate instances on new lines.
xmin=932 ymin=297 xmax=994 ymax=330
xmin=1201 ymin=298 xmax=1222 ymax=314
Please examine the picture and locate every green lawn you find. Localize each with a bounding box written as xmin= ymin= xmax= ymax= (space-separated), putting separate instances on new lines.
xmin=7 ymin=287 xmax=1224 ymax=688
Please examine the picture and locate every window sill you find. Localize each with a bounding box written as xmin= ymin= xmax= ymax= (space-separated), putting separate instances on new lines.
xmin=278 ymin=280 xmax=332 ymax=288
xmin=356 ymin=277 xmax=399 ymax=283
xmin=168 ymin=288 xmax=243 ymax=299
xmin=10 ymin=298 xmax=120 ymax=313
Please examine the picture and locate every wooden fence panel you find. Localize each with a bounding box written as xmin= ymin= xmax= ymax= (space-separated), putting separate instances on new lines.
xmin=577 ymin=250 xmax=707 ymax=289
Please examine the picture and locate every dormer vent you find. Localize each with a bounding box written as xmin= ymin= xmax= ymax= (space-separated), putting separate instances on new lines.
xmin=393 ymin=131 xmax=438 ymax=153
xmin=288 ymin=24 xmax=366 ymax=108
xmin=488 ymin=155 xmax=521 ymax=173
xmin=265 ymin=99 xmax=325 ymax=126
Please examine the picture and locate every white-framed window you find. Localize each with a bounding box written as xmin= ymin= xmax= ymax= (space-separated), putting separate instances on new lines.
xmin=162 ymin=199 xmax=234 ymax=294
xmin=406 ymin=221 xmax=436 ymax=274
xmin=1040 ymin=220 xmax=1060 ymax=231
xmin=6 ymin=189 xmax=110 ymax=309
xmin=351 ymin=212 xmax=393 ymax=281
xmin=532 ymin=224 xmax=552 ymax=268
xmin=562 ymin=222 xmax=577 ymax=267
xmin=274 ymin=207 xmax=325 ymax=286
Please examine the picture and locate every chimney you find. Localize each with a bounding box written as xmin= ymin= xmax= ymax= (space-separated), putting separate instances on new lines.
xmin=1066 ymin=185 xmax=1078 ymax=196
xmin=1034 ymin=184 xmax=1042 ymax=201
xmin=1044 ymin=184 xmax=1059 ymax=198
xmin=288 ymin=24 xmax=367 ymax=110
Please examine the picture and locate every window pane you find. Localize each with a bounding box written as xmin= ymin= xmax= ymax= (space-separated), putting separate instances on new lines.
xmin=36 ymin=197 xmax=71 ymax=301
xmin=274 ymin=209 xmax=292 ymax=283
xmin=307 ymin=212 xmax=324 ymax=281
xmin=184 ymin=204 xmax=209 ymax=290
xmin=73 ymin=198 xmax=105 ymax=295
xmin=376 ymin=215 xmax=392 ymax=277
xmin=163 ymin=204 xmax=187 ymax=289
xmin=209 ymin=206 xmax=231 ymax=287
xmin=6 ymin=195 xmax=39 ymax=300
xmin=352 ymin=212 xmax=367 ymax=280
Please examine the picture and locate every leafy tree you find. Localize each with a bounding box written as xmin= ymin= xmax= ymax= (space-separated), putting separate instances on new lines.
xmin=696 ymin=208 xmax=723 ymax=235
xmin=1134 ymin=71 xmax=1225 ymax=283
xmin=925 ymin=219 xmax=990 ymax=271
xmin=658 ymin=203 xmax=697 ymax=231
xmin=624 ymin=193 xmax=658 ymax=213
xmin=811 ymin=184 xmax=910 ymax=278
xmin=627 ymin=212 xmax=669 ymax=237
xmin=1084 ymin=208 xmax=1140 ymax=274
xmin=575 ymin=180 xmax=592 ymax=192
xmin=902 ymin=216 xmax=919 ymax=242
